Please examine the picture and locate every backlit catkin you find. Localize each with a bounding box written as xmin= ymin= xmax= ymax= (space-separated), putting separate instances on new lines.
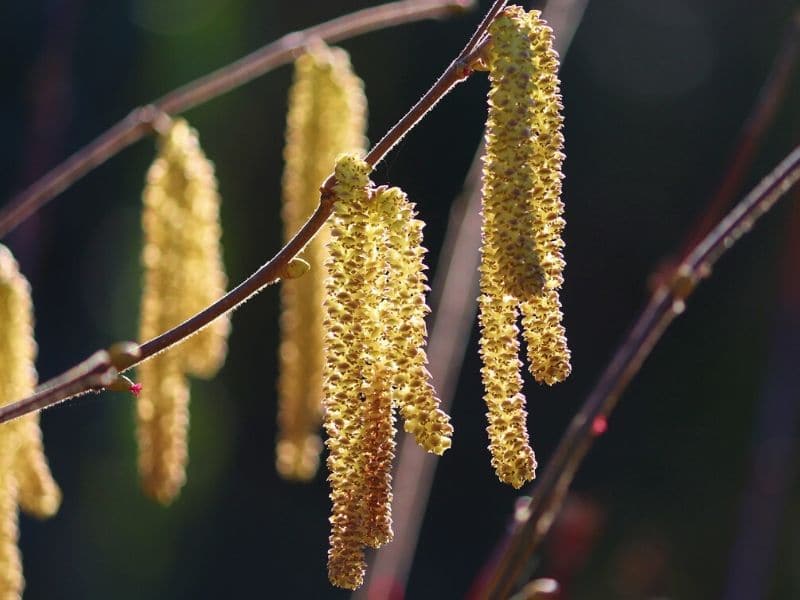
xmin=478 ymin=7 xmax=570 ymax=488
xmin=324 ymin=154 xmax=373 ymax=590
xmin=374 ymin=187 xmax=452 ymax=455
xmin=0 ymin=245 xmax=62 ymax=598
xmin=277 ymin=43 xmax=367 ymax=481
xmin=137 ymin=119 xmax=229 ymax=504
xmin=323 ymin=156 xmax=450 ymax=589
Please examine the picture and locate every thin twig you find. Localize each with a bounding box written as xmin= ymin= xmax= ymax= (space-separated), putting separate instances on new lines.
xmin=0 ymin=351 xmax=118 ymax=424
xmin=678 ymin=8 xmax=800 ymax=259
xmin=722 ymin=190 xmax=800 ymax=600
xmin=0 ymin=0 xmax=474 ymax=238
xmin=356 ymin=0 xmax=590 ymax=595
xmin=478 ymin=144 xmax=800 ymax=599
xmin=0 ymin=0 xmax=497 ymax=426
xmin=352 ymin=0 xmax=505 ymax=174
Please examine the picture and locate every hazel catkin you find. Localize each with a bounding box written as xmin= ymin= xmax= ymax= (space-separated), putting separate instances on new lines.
xmin=323 ymin=154 xmax=373 ymax=590
xmin=478 ymin=6 xmax=571 ymax=488
xmin=0 ymin=245 xmax=62 ymax=598
xmin=277 ymin=43 xmax=367 ymax=481
xmin=137 ymin=119 xmax=230 ymax=504
xmin=322 ymin=155 xmax=450 ymax=589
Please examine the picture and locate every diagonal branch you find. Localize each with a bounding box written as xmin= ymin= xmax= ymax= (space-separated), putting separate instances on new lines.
xmin=0 ymin=0 xmax=497 ymax=426
xmin=0 ymin=0 xmax=474 ymax=239
xmin=477 ymin=143 xmax=800 ymax=599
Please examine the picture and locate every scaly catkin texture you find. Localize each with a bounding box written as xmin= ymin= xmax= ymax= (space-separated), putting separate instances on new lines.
xmin=517 ymin=9 xmax=571 ymax=385
xmin=323 ymin=160 xmax=451 ymax=589
xmin=323 ymin=154 xmax=373 ymax=589
xmin=482 ymin=7 xmax=548 ymax=301
xmin=137 ymin=119 xmax=229 ymax=504
xmin=478 ymin=7 xmax=570 ymax=488
xmin=374 ymin=187 xmax=452 ymax=455
xmin=0 ymin=245 xmax=62 ymax=598
xmin=478 ymin=259 xmax=537 ymax=489
xmin=277 ymin=43 xmax=367 ymax=481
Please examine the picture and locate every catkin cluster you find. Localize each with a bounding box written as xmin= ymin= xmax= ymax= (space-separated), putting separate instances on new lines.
xmin=0 ymin=245 xmax=61 ymax=599
xmin=323 ymin=154 xmax=451 ymax=589
xmin=137 ymin=119 xmax=230 ymax=504
xmin=478 ymin=7 xmax=571 ymax=488
xmin=277 ymin=43 xmax=367 ymax=481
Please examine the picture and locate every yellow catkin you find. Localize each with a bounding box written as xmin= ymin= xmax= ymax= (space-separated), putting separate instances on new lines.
xmin=277 ymin=43 xmax=367 ymax=481
xmin=137 ymin=119 xmax=229 ymax=503
xmin=483 ymin=7 xmax=549 ymax=300
xmin=374 ymin=187 xmax=452 ymax=455
xmin=477 ymin=7 xmax=571 ymax=487
xmin=0 ymin=245 xmax=62 ymax=598
xmin=0 ymin=464 xmax=21 ymax=600
xmin=517 ymin=9 xmax=571 ymax=385
xmin=323 ymin=154 xmax=373 ymax=590
xmin=477 ymin=261 xmax=537 ymax=489
xmin=14 ymin=417 xmax=61 ymax=519
xmin=136 ymin=355 xmax=190 ymax=504
xmin=142 ymin=118 xmax=229 ymax=378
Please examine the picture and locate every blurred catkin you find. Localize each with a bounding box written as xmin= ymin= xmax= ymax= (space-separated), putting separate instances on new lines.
xmin=277 ymin=43 xmax=367 ymax=481
xmin=137 ymin=119 xmax=229 ymax=504
xmin=0 ymin=245 xmax=62 ymax=599
xmin=478 ymin=7 xmax=570 ymax=488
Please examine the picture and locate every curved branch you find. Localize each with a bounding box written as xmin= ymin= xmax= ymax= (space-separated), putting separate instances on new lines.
xmin=0 ymin=0 xmax=494 ymax=425
xmin=478 ymin=144 xmax=800 ymax=599
xmin=0 ymin=0 xmax=474 ymax=238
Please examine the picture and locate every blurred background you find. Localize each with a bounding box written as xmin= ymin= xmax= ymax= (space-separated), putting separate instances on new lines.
xmin=1 ymin=0 xmax=799 ymax=597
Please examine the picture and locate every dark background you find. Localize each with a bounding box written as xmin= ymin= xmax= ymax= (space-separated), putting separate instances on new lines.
xmin=1 ymin=0 xmax=799 ymax=598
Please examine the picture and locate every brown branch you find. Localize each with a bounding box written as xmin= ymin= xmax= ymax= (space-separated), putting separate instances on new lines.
xmin=0 ymin=0 xmax=497 ymax=426
xmin=0 ymin=351 xmax=118 ymax=424
xmin=342 ymin=0 xmax=505 ymax=177
xmin=478 ymin=144 xmax=800 ymax=599
xmin=0 ymin=0 xmax=474 ymax=238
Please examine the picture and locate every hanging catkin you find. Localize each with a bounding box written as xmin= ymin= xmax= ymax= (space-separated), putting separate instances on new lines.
xmin=277 ymin=43 xmax=367 ymax=481
xmin=323 ymin=156 xmax=450 ymax=590
xmin=478 ymin=6 xmax=570 ymax=488
xmin=137 ymin=119 xmax=229 ymax=504
xmin=323 ymin=154 xmax=373 ymax=590
xmin=0 ymin=245 xmax=62 ymax=599
xmin=374 ymin=187 xmax=452 ymax=455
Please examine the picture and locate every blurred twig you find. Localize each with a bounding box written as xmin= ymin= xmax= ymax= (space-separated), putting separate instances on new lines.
xmin=477 ymin=145 xmax=800 ymax=599
xmin=355 ymin=1 xmax=590 ymax=597
xmin=721 ymin=188 xmax=800 ymax=600
xmin=0 ymin=0 xmax=474 ymax=238
xmin=678 ymin=8 xmax=800 ymax=259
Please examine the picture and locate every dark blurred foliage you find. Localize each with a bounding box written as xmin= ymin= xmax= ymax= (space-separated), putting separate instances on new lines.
xmin=1 ymin=0 xmax=799 ymax=598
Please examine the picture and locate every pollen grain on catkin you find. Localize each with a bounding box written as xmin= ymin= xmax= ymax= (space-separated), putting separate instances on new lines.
xmin=478 ymin=6 xmax=571 ymax=488
xmin=137 ymin=118 xmax=230 ymax=504
xmin=0 ymin=244 xmax=62 ymax=598
xmin=277 ymin=42 xmax=367 ymax=482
